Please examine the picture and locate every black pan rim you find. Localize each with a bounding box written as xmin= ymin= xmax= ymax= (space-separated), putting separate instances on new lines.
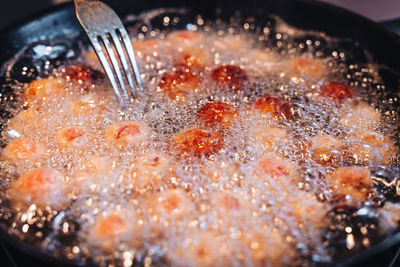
xmin=300 ymin=0 xmax=400 ymax=43
xmin=0 ymin=223 xmax=80 ymax=267
xmin=1 ymin=0 xmax=400 ymax=64
xmin=0 ymin=1 xmax=400 ymax=266
xmin=0 ymin=2 xmax=74 ymax=36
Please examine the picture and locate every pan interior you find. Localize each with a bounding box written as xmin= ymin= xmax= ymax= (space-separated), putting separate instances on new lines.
xmin=0 ymin=5 xmax=400 ymax=267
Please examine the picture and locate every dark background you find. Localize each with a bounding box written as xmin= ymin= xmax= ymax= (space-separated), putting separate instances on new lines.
xmin=2 ymin=0 xmax=399 ymax=44
xmin=1 ymin=0 xmax=400 ymax=31
xmin=0 ymin=0 xmax=54 ymax=30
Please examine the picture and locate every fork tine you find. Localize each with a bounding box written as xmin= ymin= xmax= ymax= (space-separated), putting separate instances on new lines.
xmin=90 ymin=37 xmax=124 ymax=104
xmin=101 ymin=35 xmax=130 ymax=101
xmin=118 ymin=28 xmax=144 ymax=92
xmin=75 ymin=0 xmax=144 ymax=104
xmin=110 ymin=31 xmax=137 ymax=98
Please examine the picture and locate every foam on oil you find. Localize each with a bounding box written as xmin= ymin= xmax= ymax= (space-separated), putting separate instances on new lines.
xmin=0 ymin=10 xmax=399 ymax=267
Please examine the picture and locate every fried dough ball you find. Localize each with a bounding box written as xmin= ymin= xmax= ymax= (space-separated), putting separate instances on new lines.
xmin=11 ymin=107 xmax=40 ymax=122
xmin=172 ymin=128 xmax=224 ymax=157
xmin=211 ymin=65 xmax=248 ymax=91
xmin=176 ymin=47 xmax=207 ymax=69
xmin=289 ymin=57 xmax=326 ymax=79
xmin=241 ymin=227 xmax=293 ymax=266
xmin=158 ymin=70 xmax=200 ymax=101
xmin=9 ymin=169 xmax=69 ymax=208
xmin=84 ymin=156 xmax=114 ymax=174
xmin=379 ymin=202 xmax=400 ymax=230
xmin=327 ymin=166 xmax=373 ymax=202
xmin=68 ymin=94 xmax=110 ymax=116
xmin=2 ymin=137 xmax=44 ymax=162
xmin=252 ymin=126 xmax=288 ymax=152
xmin=166 ymin=30 xmax=202 ymax=48
xmin=146 ymin=189 xmax=194 ymax=220
xmin=212 ymin=35 xmax=251 ymax=51
xmin=319 ymin=82 xmax=353 ymax=102
xmin=344 ymin=141 xmax=385 ymax=165
xmin=311 ymin=134 xmax=342 ymax=150
xmin=85 ymin=49 xmax=102 ymax=69
xmin=55 ymin=126 xmax=88 ymax=148
xmin=168 ymin=231 xmax=229 ymax=267
xmin=349 ymin=130 xmax=397 ymax=164
xmin=287 ymin=192 xmax=328 ymax=228
xmin=70 ymin=157 xmax=113 ymax=192
xmin=7 ymin=108 xmax=45 ymax=134
xmin=312 ymin=147 xmax=343 ymax=166
xmin=255 ymin=155 xmax=300 ymax=183
xmin=104 ymin=121 xmax=150 ymax=148
xmin=204 ymin=160 xmax=243 ymax=184
xmin=357 ymin=130 xmax=393 ymax=149
xmin=340 ymin=104 xmax=381 ymax=130
xmin=246 ymin=49 xmax=280 ymax=75
xmin=311 ymin=134 xmax=343 ymax=166
xmin=166 ymin=30 xmax=204 ymax=67
xmin=74 ymin=156 xmax=114 ymax=184
xmin=88 ymin=211 xmax=140 ymax=252
xmin=69 ymin=97 xmax=96 ymax=114
xmin=24 ymin=77 xmax=65 ymax=106
xmin=196 ymin=102 xmax=239 ymax=128
xmin=254 ymin=95 xmax=292 ymax=120
xmin=64 ymin=65 xmax=105 ymax=93
xmin=65 ymin=65 xmax=103 ymax=85
xmin=131 ymin=152 xmax=176 ymax=188
xmin=213 ymin=191 xmax=252 ymax=219
xmin=133 ymin=39 xmax=158 ymax=58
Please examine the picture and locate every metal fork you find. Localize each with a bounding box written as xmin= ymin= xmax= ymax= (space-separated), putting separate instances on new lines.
xmin=74 ymin=0 xmax=143 ymax=105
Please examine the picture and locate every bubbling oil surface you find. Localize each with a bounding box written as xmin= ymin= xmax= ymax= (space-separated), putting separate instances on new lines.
xmin=0 ymin=9 xmax=400 ymax=267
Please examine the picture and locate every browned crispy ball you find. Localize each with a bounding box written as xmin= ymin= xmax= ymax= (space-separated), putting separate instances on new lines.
xmin=158 ymin=70 xmax=200 ymax=100
xmin=10 ymin=169 xmax=69 ymax=208
xmin=289 ymin=58 xmax=326 ymax=78
xmin=211 ymin=65 xmax=248 ymax=91
xmin=319 ymin=82 xmax=353 ymax=102
xmin=172 ymin=128 xmax=224 ymax=156
xmin=254 ymin=95 xmax=292 ymax=120
xmin=24 ymin=78 xmax=65 ymax=106
xmin=328 ymin=166 xmax=373 ymax=202
xmin=65 ymin=65 xmax=104 ymax=91
xmin=66 ymin=65 xmax=104 ymax=82
xmin=196 ymin=102 xmax=238 ymax=128
xmin=175 ymin=48 xmax=206 ymax=70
